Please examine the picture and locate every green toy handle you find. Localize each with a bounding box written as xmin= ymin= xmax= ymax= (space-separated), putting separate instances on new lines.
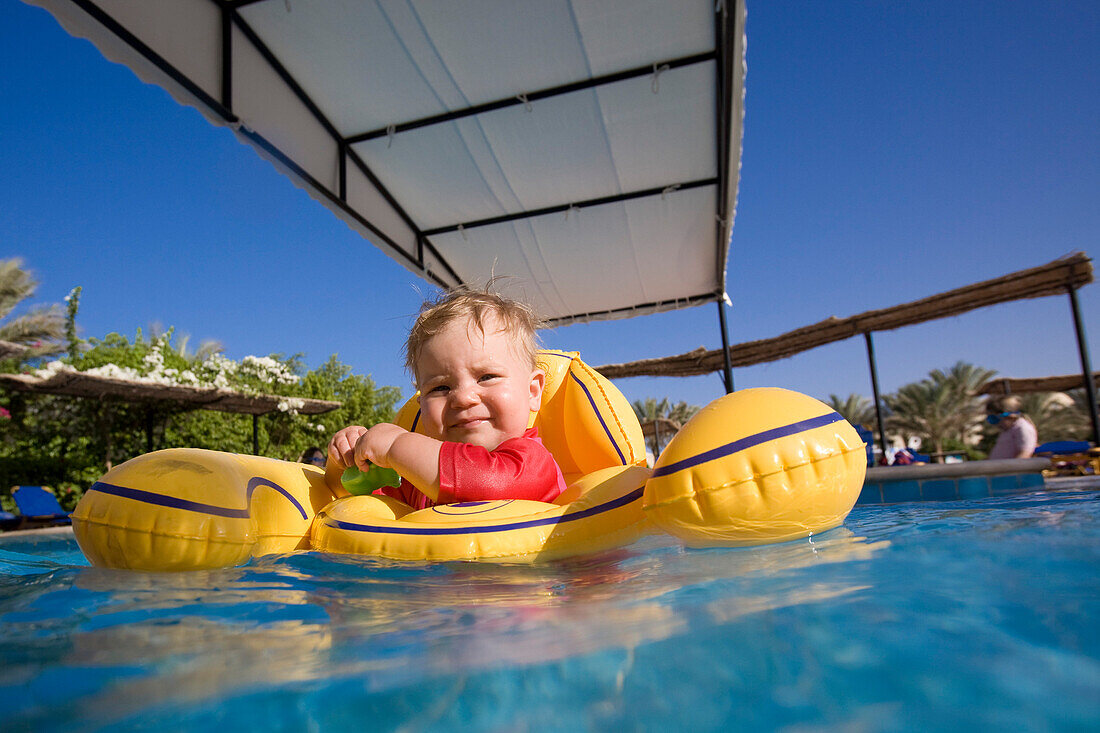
xmin=340 ymin=464 xmax=401 ymax=496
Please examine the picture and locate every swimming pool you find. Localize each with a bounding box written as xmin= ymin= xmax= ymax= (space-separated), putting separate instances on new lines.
xmin=2 ymin=483 xmax=1098 ymax=731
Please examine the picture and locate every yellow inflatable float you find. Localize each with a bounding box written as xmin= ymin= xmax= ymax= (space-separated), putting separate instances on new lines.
xmin=71 ymin=351 xmax=868 ymax=570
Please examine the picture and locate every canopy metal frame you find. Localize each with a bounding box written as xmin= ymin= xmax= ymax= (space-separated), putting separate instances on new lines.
xmin=59 ymin=0 xmax=743 ymax=335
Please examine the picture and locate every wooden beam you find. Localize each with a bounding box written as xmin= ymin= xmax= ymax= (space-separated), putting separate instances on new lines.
xmin=596 ymin=253 xmax=1093 ymax=379
xmin=979 ymin=373 xmax=1100 ymax=396
xmin=0 ymin=371 xmax=340 ymax=416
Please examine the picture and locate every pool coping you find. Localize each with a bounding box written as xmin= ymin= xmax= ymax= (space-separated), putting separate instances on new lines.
xmin=859 ymin=457 xmax=1054 ymax=505
xmin=864 ymin=457 xmax=1051 ymax=481
xmin=0 ymin=525 xmax=76 ymax=540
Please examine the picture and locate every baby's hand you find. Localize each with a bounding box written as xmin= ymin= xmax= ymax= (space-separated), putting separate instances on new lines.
xmin=353 ymin=423 xmax=408 ymax=470
xmin=328 ymin=425 xmax=368 ymax=471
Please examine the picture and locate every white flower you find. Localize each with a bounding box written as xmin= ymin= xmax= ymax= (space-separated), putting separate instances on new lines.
xmin=276 ymin=397 xmax=305 ymax=415
xmin=35 ymin=361 xmax=75 ymax=379
xmin=241 ymin=355 xmax=300 ymax=385
xmin=41 ymin=347 xmax=311 ymax=404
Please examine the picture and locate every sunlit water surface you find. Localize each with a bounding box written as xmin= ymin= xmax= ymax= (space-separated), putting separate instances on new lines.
xmin=2 ymin=488 xmax=1098 ymax=731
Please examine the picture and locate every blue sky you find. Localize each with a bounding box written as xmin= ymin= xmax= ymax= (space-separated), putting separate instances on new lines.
xmin=3 ymin=1 xmax=1098 ymax=411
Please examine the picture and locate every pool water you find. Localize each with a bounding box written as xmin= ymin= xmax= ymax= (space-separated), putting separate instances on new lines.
xmin=2 ymin=487 xmax=1099 ymax=731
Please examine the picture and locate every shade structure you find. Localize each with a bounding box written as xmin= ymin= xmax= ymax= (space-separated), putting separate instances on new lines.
xmin=596 ymin=252 xmax=1094 ymax=379
xmin=980 ymin=373 xmax=1100 ymax=397
xmin=0 ymin=341 xmax=30 ymax=361
xmin=0 ymin=370 xmax=340 ymax=416
xmin=28 ymin=0 xmax=747 ymax=327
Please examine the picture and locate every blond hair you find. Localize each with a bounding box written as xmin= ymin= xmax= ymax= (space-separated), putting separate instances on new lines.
xmin=987 ymin=395 xmax=1023 ymax=414
xmin=405 ymin=285 xmax=542 ymax=377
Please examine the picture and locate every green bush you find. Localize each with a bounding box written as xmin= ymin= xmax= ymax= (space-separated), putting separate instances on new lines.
xmin=0 ymin=330 xmax=403 ymax=511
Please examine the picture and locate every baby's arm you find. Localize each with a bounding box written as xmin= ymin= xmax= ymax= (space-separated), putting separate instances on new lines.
xmin=354 ymin=423 xmax=444 ymax=502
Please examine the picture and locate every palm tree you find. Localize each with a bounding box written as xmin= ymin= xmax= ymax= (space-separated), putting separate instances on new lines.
xmin=934 ymin=361 xmax=997 ymax=443
xmin=632 ymin=397 xmax=669 ymax=459
xmin=172 ymin=333 xmax=225 ymax=362
xmin=933 ymin=361 xmax=998 ymax=403
xmin=666 ymin=400 xmax=701 ymax=427
xmin=1017 ymin=391 xmax=1089 ymax=443
xmin=0 ymin=258 xmax=65 ymax=359
xmin=631 ymin=397 xmax=699 ymax=459
xmin=884 ymin=361 xmax=996 ymax=461
xmin=141 ymin=323 xmax=224 ymax=363
xmin=825 ymin=393 xmax=877 ymax=429
xmin=1063 ymin=389 xmax=1100 ymax=440
xmin=631 ymin=397 xmax=669 ymax=423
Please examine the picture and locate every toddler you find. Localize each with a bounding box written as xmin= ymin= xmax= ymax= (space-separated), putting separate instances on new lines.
xmin=326 ymin=287 xmax=566 ymax=509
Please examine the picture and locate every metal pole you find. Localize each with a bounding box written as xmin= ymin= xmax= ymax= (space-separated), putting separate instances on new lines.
xmin=145 ymin=409 xmax=155 ymax=453
xmin=717 ymin=300 xmax=735 ymax=394
xmin=1068 ymin=287 xmax=1100 ymax=446
xmin=252 ymin=414 xmax=260 ymax=456
xmin=864 ymin=332 xmax=888 ymax=463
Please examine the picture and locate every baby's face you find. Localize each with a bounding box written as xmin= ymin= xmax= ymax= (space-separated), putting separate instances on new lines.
xmin=415 ymin=315 xmax=544 ymax=451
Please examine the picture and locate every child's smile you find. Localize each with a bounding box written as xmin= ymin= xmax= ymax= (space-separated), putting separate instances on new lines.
xmin=415 ymin=314 xmax=544 ymax=451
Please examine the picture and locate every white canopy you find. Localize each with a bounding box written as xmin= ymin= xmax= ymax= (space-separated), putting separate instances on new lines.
xmin=29 ymin=0 xmax=746 ymax=326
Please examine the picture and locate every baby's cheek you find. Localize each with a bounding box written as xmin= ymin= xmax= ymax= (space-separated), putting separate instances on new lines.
xmin=418 ymin=409 xmax=446 ymax=440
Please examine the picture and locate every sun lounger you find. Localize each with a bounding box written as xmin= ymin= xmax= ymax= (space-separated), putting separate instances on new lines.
xmin=11 ymin=486 xmax=72 ymax=527
xmin=0 ymin=509 xmax=19 ymax=530
xmin=1034 ymin=441 xmax=1099 ymax=476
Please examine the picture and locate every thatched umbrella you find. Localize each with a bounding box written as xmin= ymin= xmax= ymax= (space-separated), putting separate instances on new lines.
xmin=0 ymin=370 xmax=339 ymax=455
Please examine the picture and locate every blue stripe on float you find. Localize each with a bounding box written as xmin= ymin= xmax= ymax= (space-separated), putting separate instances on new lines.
xmin=650 ymin=412 xmax=845 ymax=479
xmin=324 ymin=486 xmax=644 ymax=536
xmin=246 ymin=477 xmax=309 ymax=519
xmin=87 ymin=481 xmax=250 ymax=519
xmin=568 ymin=371 xmax=627 ymax=465
xmin=86 ymin=476 xmax=309 ymax=520
xmin=410 ymin=408 xmax=420 ymax=432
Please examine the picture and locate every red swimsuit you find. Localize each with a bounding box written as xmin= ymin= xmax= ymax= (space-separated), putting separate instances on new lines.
xmin=374 ymin=427 xmax=566 ymax=510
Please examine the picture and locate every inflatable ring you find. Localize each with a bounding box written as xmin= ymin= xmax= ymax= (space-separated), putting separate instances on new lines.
xmin=644 ymin=388 xmax=868 ymax=547
xmin=312 ymin=465 xmax=651 ymax=562
xmin=72 ymin=448 xmax=334 ymax=571
xmin=72 ymin=350 xmax=653 ymax=569
xmin=70 ymin=353 xmax=868 ymax=569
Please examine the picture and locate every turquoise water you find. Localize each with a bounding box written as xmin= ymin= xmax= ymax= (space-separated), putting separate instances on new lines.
xmin=2 ymin=488 xmax=1099 ymax=732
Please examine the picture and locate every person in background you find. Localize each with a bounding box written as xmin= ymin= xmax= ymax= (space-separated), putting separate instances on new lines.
xmin=986 ymin=395 xmax=1038 ymax=459
xmin=298 ymin=446 xmax=326 ymax=468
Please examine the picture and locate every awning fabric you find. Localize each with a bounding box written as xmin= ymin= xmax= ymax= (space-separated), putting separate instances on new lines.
xmin=29 ymin=0 xmax=747 ymax=327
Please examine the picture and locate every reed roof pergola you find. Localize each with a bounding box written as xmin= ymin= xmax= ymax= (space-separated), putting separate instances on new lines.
xmin=595 ymin=253 xmax=1093 ymax=378
xmin=0 ymin=341 xmax=30 ymax=361
xmin=980 ymin=373 xmax=1100 ymax=396
xmin=0 ymin=369 xmax=340 ymax=455
xmin=594 ymin=252 xmax=1099 ymax=452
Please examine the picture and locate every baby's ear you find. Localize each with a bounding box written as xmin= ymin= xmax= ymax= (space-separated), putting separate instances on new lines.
xmin=528 ymin=368 xmax=546 ymax=411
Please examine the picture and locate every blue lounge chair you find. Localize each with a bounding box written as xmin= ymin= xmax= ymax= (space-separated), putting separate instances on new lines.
xmin=853 ymin=425 xmax=875 ymax=467
xmin=11 ymin=486 xmax=71 ymax=526
xmin=1035 ymin=440 xmax=1091 ymax=455
xmin=0 ymin=509 xmax=18 ymax=530
xmin=1034 ymin=441 xmax=1099 ymax=475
